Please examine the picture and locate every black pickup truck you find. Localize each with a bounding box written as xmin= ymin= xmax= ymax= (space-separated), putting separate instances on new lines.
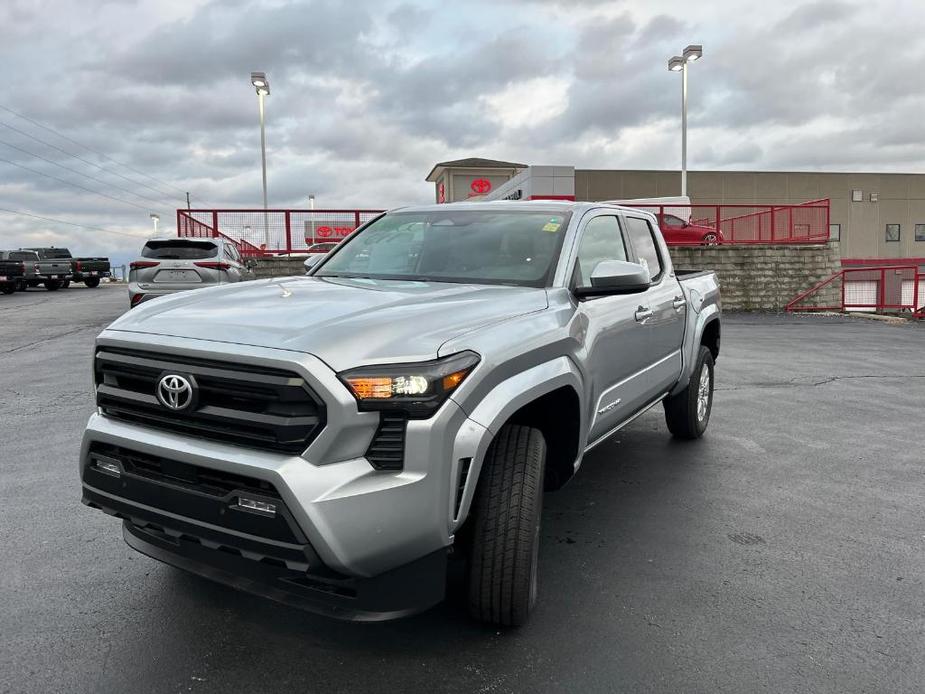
xmin=25 ymin=247 xmax=111 ymax=288
xmin=0 ymin=257 xmax=25 ymax=294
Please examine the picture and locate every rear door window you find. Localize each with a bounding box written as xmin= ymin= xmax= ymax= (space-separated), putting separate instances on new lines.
xmin=142 ymin=240 xmax=218 ymax=260
xmin=624 ymin=216 xmax=664 ymax=281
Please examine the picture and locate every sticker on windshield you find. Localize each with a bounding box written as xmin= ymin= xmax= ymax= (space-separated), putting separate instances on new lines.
xmin=542 ymin=221 xmax=561 ymax=233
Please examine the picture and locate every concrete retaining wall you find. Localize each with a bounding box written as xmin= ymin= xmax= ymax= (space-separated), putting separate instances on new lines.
xmin=669 ymin=242 xmax=841 ymax=311
xmin=252 ymin=257 xmax=307 ymax=279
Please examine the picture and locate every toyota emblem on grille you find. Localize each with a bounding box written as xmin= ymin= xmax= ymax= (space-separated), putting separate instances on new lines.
xmin=156 ymin=374 xmax=195 ymax=411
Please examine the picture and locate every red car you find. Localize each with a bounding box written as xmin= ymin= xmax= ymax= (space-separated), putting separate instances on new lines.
xmin=658 ymin=213 xmax=724 ymax=245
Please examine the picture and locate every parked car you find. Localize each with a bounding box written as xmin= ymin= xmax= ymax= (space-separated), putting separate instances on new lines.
xmin=0 ymin=250 xmax=71 ymax=290
xmin=80 ymin=202 xmax=721 ymax=626
xmin=657 ymin=213 xmax=725 ymax=245
xmin=25 ymin=247 xmax=111 ymax=288
xmin=128 ymin=237 xmax=257 ymax=307
xmin=0 ymin=257 xmax=25 ymax=294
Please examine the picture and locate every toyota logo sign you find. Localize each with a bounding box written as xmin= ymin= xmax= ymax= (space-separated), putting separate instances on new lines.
xmin=470 ymin=178 xmax=492 ymax=194
xmin=156 ymin=374 xmax=196 ymax=411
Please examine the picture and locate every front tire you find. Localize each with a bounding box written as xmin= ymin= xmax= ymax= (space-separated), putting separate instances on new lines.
xmin=84 ymin=277 xmax=100 ymax=288
xmin=61 ymin=280 xmax=71 ymax=289
xmin=664 ymin=345 xmax=714 ymax=439
xmin=466 ymin=424 xmax=546 ymax=627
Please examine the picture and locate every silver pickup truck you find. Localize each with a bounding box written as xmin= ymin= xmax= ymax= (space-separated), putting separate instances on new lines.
xmin=80 ymin=202 xmax=720 ymax=625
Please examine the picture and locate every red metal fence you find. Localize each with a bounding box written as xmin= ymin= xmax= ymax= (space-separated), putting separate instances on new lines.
xmin=786 ymin=265 xmax=925 ymax=316
xmin=626 ymin=199 xmax=830 ymax=245
xmin=177 ymin=209 xmax=384 ymax=255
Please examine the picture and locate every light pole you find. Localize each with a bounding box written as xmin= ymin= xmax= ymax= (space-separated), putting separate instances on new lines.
xmin=250 ymin=71 xmax=271 ymax=248
xmin=149 ymin=213 xmax=160 ymax=235
xmin=668 ymin=44 xmax=702 ymax=197
xmin=309 ymin=194 xmax=315 ymax=244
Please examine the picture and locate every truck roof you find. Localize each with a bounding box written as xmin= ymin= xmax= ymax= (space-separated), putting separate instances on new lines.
xmin=388 ymin=200 xmax=651 ymax=215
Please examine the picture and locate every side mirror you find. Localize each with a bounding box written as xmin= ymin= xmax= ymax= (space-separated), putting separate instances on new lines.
xmin=574 ymin=260 xmax=651 ymax=298
xmin=303 ymin=255 xmax=323 ymax=274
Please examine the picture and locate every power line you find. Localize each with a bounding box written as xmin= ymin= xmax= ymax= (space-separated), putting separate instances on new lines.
xmin=0 ymin=118 xmax=184 ymax=205
xmin=0 ymin=155 xmax=167 ymax=214
xmin=0 ymin=137 xmax=171 ymax=208
xmin=0 ymin=104 xmax=210 ymax=205
xmin=0 ymin=207 xmax=146 ymax=238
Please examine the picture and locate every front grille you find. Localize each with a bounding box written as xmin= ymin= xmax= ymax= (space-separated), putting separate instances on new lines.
xmin=365 ymin=412 xmax=408 ymax=470
xmin=95 ymin=348 xmax=325 ymax=454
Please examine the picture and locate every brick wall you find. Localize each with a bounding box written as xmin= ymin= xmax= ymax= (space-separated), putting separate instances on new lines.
xmin=252 ymin=257 xmax=307 ymax=279
xmin=669 ymin=242 xmax=841 ymax=311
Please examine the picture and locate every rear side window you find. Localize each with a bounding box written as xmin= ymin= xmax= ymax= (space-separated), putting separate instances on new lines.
xmin=574 ymin=216 xmax=628 ymax=287
xmin=142 ymin=240 xmax=218 ymax=260
xmin=10 ymin=251 xmax=37 ymax=261
xmin=624 ymin=217 xmax=663 ymax=280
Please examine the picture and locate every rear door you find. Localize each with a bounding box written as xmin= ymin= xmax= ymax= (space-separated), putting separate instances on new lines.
xmin=571 ymin=213 xmax=654 ymax=443
xmin=623 ymin=214 xmax=685 ymax=395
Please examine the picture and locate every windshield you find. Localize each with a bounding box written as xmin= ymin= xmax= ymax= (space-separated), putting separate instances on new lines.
xmin=142 ymin=240 xmax=218 ymax=260
xmin=315 ymin=209 xmax=571 ymax=287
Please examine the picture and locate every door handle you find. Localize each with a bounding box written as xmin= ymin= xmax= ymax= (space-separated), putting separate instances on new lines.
xmin=635 ymin=306 xmax=654 ymax=322
xmin=673 ymin=295 xmax=686 ymax=310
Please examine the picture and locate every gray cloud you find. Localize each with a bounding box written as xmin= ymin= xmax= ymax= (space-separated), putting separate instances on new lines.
xmin=0 ymin=0 xmax=922 ymax=256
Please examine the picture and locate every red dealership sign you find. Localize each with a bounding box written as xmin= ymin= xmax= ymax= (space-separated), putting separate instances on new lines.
xmin=470 ymin=178 xmax=492 ymax=194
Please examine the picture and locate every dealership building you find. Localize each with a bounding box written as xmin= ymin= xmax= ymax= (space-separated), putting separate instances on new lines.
xmin=426 ymin=158 xmax=925 ymax=263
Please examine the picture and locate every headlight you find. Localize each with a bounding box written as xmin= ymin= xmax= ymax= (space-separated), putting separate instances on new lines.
xmin=339 ymin=351 xmax=480 ymax=418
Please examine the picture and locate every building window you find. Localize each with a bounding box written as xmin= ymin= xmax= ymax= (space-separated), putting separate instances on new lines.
xmin=829 ymin=223 xmax=841 ymax=240
xmin=885 ymin=224 xmax=901 ymax=242
xmin=915 ymin=224 xmax=925 ymax=242
xmin=851 ymin=190 xmax=863 ymax=202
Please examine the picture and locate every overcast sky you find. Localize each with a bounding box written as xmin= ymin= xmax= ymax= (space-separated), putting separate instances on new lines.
xmin=0 ymin=0 xmax=922 ymax=260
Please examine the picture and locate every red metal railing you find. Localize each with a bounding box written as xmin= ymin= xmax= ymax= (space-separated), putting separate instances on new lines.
xmin=786 ymin=265 xmax=925 ymax=316
xmin=177 ymin=209 xmax=385 ymax=255
xmin=626 ymin=199 xmax=830 ymax=245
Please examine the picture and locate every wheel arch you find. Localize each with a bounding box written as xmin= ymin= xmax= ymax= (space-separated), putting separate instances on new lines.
xmin=449 ymin=357 xmax=585 ymax=533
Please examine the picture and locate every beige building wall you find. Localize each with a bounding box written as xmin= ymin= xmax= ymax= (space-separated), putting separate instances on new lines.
xmin=575 ymin=170 xmax=925 ymax=260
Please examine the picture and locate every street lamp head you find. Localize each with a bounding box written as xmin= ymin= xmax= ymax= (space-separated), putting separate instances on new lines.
xmin=668 ymin=56 xmax=685 ymax=72
xmin=149 ymin=213 xmax=160 ymax=221
xmin=251 ymin=71 xmax=270 ymax=95
xmin=683 ymin=44 xmax=703 ymax=62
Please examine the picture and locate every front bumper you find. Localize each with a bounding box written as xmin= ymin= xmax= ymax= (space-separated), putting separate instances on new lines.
xmin=82 ymin=481 xmax=445 ymax=621
xmin=80 ymin=333 xmax=494 ymax=619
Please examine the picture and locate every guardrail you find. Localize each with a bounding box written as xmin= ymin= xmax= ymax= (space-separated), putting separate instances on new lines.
xmin=626 ymin=199 xmax=830 ymax=245
xmin=786 ymin=265 xmax=925 ymax=316
xmin=177 ymin=209 xmax=384 ymax=255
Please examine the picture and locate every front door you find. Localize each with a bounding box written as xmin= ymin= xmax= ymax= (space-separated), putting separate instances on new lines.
xmin=572 ymin=214 xmax=655 ymax=443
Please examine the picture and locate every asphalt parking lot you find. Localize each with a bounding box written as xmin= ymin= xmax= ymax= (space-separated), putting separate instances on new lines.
xmin=1 ymin=285 xmax=923 ymax=693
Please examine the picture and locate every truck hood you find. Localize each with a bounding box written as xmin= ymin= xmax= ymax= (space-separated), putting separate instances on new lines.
xmin=108 ymin=276 xmax=548 ymax=371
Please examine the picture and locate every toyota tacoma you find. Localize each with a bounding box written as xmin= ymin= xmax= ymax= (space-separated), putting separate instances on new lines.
xmin=80 ymin=202 xmax=721 ymax=625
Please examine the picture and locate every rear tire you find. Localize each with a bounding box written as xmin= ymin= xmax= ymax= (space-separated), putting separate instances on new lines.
xmin=44 ymin=280 xmax=60 ymax=291
xmin=61 ymin=280 xmax=71 ymax=289
xmin=664 ymin=345 xmax=714 ymax=439
xmin=466 ymin=424 xmax=546 ymax=627
xmin=1 ymin=284 xmax=14 ymax=295
xmin=84 ymin=277 xmax=100 ymax=288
